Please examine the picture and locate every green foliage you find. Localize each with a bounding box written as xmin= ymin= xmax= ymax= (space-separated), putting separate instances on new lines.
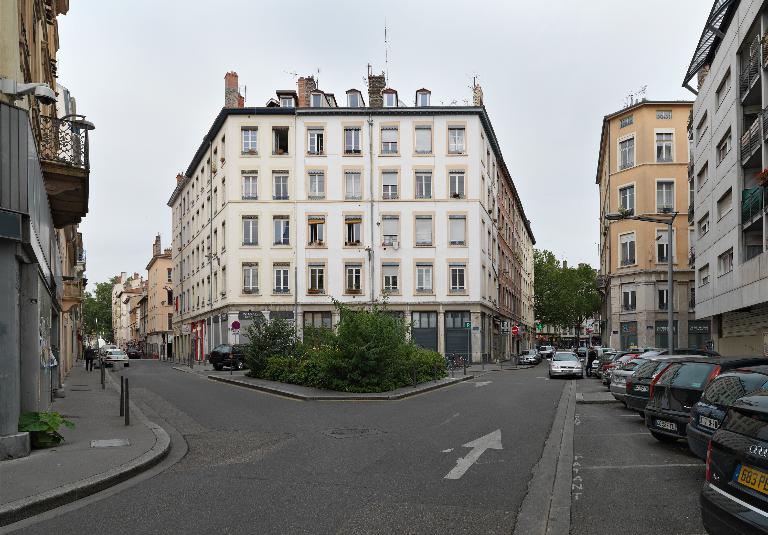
xmin=245 ymin=301 xmax=446 ymax=392
xmin=18 ymin=411 xmax=75 ymax=448
xmin=83 ymin=279 xmax=116 ymax=342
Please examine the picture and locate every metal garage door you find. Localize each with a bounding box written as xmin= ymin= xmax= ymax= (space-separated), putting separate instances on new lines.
xmin=411 ymin=311 xmax=437 ymax=351
xmin=445 ymin=311 xmax=471 ymax=360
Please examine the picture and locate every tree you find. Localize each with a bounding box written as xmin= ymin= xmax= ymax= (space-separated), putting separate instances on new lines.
xmin=82 ymin=278 xmax=116 ymax=343
xmin=559 ymin=263 xmax=601 ymax=347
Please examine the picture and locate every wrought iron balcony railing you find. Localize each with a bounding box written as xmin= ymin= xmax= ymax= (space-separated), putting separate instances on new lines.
xmin=740 ymin=34 xmax=761 ymax=98
xmin=741 ymin=115 xmax=761 ymax=164
xmin=37 ymin=115 xmax=91 ymax=171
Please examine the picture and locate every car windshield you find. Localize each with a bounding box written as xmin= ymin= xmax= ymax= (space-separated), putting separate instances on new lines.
xmin=701 ymin=372 xmax=768 ymax=406
xmin=553 ymin=353 xmax=578 ymax=362
xmin=215 ymin=345 xmax=232 ymax=352
xmin=657 ymin=362 xmax=715 ymax=388
xmin=621 ymin=358 xmax=647 ymax=371
xmin=109 ymin=350 xmax=127 ymax=356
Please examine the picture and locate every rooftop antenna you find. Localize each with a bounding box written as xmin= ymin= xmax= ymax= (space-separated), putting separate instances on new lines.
xmin=283 ymin=70 xmax=298 ymax=80
xmin=384 ymin=19 xmax=389 ymax=83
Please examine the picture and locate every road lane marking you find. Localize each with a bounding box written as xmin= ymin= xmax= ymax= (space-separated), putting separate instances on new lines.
xmin=473 ymin=381 xmax=492 ymax=388
xmin=442 ymin=448 xmax=454 ymax=453
xmin=444 ymin=429 xmax=503 ymax=480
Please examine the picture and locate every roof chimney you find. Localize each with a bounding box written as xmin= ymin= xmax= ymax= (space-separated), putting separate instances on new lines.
xmin=176 ymin=173 xmax=185 ymax=185
xmin=368 ymin=71 xmax=386 ymax=108
xmin=224 ymin=71 xmax=244 ymax=108
xmin=472 ymin=83 xmax=484 ymax=106
xmin=297 ymin=76 xmax=317 ymax=107
xmin=153 ymin=234 xmax=161 ymax=257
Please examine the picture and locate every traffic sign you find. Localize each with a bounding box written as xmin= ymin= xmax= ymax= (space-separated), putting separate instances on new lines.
xmin=231 ymin=320 xmax=241 ymax=330
xmin=464 ymin=321 xmax=472 ymax=329
xmin=511 ymin=325 xmax=520 ymax=336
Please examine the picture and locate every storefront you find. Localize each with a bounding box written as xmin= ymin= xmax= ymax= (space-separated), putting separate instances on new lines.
xmin=688 ymin=320 xmax=711 ymax=350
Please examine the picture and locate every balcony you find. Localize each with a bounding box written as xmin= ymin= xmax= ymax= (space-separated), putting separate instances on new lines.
xmin=61 ymin=277 xmax=83 ymax=313
xmin=741 ymin=115 xmax=762 ymax=167
xmin=740 ymin=34 xmax=761 ymax=105
xmin=37 ymin=115 xmax=93 ymax=228
xmin=741 ymin=186 xmax=765 ymax=225
xmin=689 ymin=247 xmax=695 ymax=268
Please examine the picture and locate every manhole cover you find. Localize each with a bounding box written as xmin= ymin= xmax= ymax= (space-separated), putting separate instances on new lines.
xmin=90 ymin=439 xmax=130 ymax=448
xmin=322 ymin=428 xmax=381 ymax=439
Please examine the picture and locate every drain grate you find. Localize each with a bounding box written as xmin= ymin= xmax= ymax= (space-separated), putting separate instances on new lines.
xmin=323 ymin=428 xmax=382 ymax=439
xmin=91 ymin=439 xmax=130 ymax=448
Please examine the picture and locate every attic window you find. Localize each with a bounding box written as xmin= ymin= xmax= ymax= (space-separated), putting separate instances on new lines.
xmin=310 ymin=93 xmax=323 ymax=107
xmin=417 ymin=92 xmax=430 ymax=106
xmin=280 ymin=96 xmax=294 ymax=108
xmin=347 ymin=92 xmax=361 ymax=107
xmin=384 ymin=92 xmax=397 ymax=107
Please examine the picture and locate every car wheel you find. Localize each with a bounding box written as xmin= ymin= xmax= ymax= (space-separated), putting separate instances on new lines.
xmin=639 ymin=411 xmax=645 ymax=419
xmin=650 ymin=431 xmax=678 ymax=443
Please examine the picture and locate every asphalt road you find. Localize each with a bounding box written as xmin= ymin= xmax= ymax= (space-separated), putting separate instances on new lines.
xmin=13 ymin=360 xmax=565 ymax=535
xmin=570 ymin=377 xmax=706 ymax=535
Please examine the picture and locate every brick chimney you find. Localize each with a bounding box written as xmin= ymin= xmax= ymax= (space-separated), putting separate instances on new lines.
xmin=224 ymin=71 xmax=244 ymax=108
xmin=297 ymin=76 xmax=317 ymax=107
xmin=472 ymin=83 xmax=484 ymax=106
xmin=368 ymin=71 xmax=386 ymax=108
xmin=176 ymin=173 xmax=185 ymax=184
xmin=153 ymin=234 xmax=161 ymax=257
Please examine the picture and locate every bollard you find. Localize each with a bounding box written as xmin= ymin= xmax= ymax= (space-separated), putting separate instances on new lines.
xmin=124 ymin=377 xmax=130 ymax=426
xmin=100 ymin=359 xmax=105 ymax=389
xmin=120 ymin=376 xmax=124 ymax=417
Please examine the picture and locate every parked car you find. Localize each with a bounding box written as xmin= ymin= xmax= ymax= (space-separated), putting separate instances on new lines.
xmin=208 ymin=344 xmax=247 ymax=371
xmin=576 ymin=346 xmax=587 ymax=361
xmin=642 ymin=348 xmax=721 ymax=358
xmin=644 ymin=357 xmax=768 ymax=443
xmin=103 ymin=349 xmax=130 ymax=368
xmin=701 ymin=388 xmax=768 ymax=533
xmin=519 ymin=349 xmax=540 ymax=365
xmin=687 ymin=365 xmax=768 ymax=460
xmin=625 ymin=356 xmax=691 ymax=417
xmin=98 ymin=344 xmax=117 ymax=356
xmin=601 ymin=353 xmax=642 ymax=386
xmin=548 ymin=352 xmax=584 ymax=379
xmin=126 ymin=348 xmax=142 ymax=359
xmin=538 ymin=346 xmax=556 ymax=359
xmin=609 ymin=358 xmax=650 ymax=404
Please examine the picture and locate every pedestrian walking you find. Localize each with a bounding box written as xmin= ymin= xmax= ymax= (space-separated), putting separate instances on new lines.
xmin=586 ymin=345 xmax=597 ymax=377
xmin=85 ymin=346 xmax=95 ymax=372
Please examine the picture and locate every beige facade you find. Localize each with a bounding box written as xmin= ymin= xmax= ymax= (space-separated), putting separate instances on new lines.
xmin=145 ymin=235 xmax=173 ymax=359
xmin=597 ymin=101 xmax=706 ymax=350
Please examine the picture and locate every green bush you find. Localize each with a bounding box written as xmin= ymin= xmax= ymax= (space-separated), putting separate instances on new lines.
xmin=245 ymin=302 xmax=447 ymax=392
xmin=18 ymin=411 xmax=75 ymax=449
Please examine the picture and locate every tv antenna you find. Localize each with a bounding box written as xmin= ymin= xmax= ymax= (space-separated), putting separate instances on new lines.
xmin=283 ymin=70 xmax=298 ymax=80
xmin=384 ymin=19 xmax=390 ymax=83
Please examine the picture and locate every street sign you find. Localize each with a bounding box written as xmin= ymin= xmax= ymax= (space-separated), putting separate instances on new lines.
xmin=586 ymin=328 xmax=593 ymax=334
xmin=511 ymin=325 xmax=519 ymax=336
xmin=464 ymin=321 xmax=472 ymax=329
xmin=231 ymin=320 xmax=241 ymax=330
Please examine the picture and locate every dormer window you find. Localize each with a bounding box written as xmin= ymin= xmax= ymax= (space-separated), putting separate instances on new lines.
xmin=416 ymin=90 xmax=430 ymax=107
xmin=384 ymin=91 xmax=397 ymax=107
xmin=280 ymin=96 xmax=294 ymax=108
xmin=310 ymin=93 xmax=323 ymax=107
xmin=347 ymin=92 xmax=361 ymax=107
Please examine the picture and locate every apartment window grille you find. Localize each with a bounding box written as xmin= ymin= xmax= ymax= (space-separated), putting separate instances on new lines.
xmin=345 ymin=264 xmax=362 ymax=293
xmin=344 ymin=127 xmax=361 ymax=154
xmin=449 ymin=263 xmax=466 ymax=293
xmin=381 ymin=127 xmax=398 ymax=154
xmin=242 ymin=172 xmax=258 ymax=199
xmin=382 ymin=215 xmax=399 ymax=246
xmin=382 ymin=171 xmax=398 ymax=199
xmin=274 ymin=264 xmax=290 ymax=293
xmin=308 ymin=171 xmax=325 ymax=199
xmin=416 ymin=263 xmax=433 ymax=293
xmin=345 ymin=216 xmax=362 ymax=246
xmin=619 ymin=115 xmax=633 ymax=128
xmin=449 ymin=171 xmax=466 ymax=198
xmin=242 ymin=216 xmax=258 ymax=246
xmin=309 ymin=264 xmax=325 ymax=293
xmin=622 ymin=288 xmax=637 ymax=311
xmin=415 ymin=171 xmax=433 ymax=199
xmin=242 ymin=263 xmax=259 ymax=294
xmin=345 ymin=171 xmax=362 ymax=199
xmin=273 ymin=216 xmax=290 ymax=245
xmin=656 ymin=110 xmax=672 ymax=120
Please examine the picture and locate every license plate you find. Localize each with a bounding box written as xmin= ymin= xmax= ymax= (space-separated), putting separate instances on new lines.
xmin=736 ymin=464 xmax=768 ymax=496
xmin=634 ymin=385 xmax=649 ymax=392
xmin=656 ymin=420 xmax=677 ymax=431
xmin=698 ymin=416 xmax=720 ymax=430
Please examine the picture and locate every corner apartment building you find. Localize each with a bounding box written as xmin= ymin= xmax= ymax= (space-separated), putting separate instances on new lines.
xmin=0 ymin=0 xmax=91 ymax=460
xmin=597 ymin=100 xmax=702 ymax=350
xmin=168 ymin=71 xmax=535 ymax=364
xmin=145 ymin=234 xmax=173 ymax=359
xmin=683 ymin=0 xmax=768 ymax=355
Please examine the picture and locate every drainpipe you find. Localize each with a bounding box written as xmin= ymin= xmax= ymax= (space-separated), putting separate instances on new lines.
xmin=368 ymin=116 xmax=375 ymax=308
xmin=208 ymin=138 xmax=215 ymax=359
xmin=293 ymin=113 xmax=298 ymax=334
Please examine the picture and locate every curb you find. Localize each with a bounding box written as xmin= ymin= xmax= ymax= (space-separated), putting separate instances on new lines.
xmin=207 ymin=374 xmax=475 ymax=401
xmin=0 ymin=377 xmax=172 ymax=527
xmin=576 ymin=392 xmax=620 ymax=404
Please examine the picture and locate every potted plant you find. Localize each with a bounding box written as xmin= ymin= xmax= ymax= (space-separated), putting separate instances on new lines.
xmin=757 ymin=168 xmax=768 ymax=186
xmin=18 ymin=411 xmax=75 ymax=449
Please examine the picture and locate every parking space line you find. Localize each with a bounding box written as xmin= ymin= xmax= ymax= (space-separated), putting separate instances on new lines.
xmin=578 ymin=463 xmax=702 ymax=470
xmin=573 ymin=432 xmax=649 ymax=437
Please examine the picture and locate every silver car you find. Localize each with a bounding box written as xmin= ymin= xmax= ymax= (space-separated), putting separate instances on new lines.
xmin=549 ymin=352 xmax=584 ymax=379
xmin=519 ymin=349 xmax=539 ymax=365
xmin=609 ymin=358 xmax=649 ymax=404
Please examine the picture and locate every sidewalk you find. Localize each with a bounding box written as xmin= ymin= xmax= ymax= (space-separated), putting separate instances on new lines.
xmin=0 ymin=362 xmax=170 ymax=526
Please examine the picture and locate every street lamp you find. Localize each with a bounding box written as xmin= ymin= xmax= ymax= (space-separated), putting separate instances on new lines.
xmin=605 ymin=210 xmax=677 ymax=355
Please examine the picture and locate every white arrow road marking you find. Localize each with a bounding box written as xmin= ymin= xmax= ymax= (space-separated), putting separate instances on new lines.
xmin=473 ymin=381 xmax=492 ymax=388
xmin=442 ymin=448 xmax=454 ymax=453
xmin=444 ymin=429 xmax=503 ymax=480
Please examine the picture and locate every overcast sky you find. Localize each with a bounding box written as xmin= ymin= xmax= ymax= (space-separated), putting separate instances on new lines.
xmin=56 ymin=0 xmax=708 ymax=288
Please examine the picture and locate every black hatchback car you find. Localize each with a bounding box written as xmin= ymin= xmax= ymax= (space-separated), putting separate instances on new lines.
xmin=625 ymin=356 xmax=691 ymax=416
xmin=687 ymin=366 xmax=768 ymax=460
xmin=644 ymin=357 xmax=768 ymax=443
xmin=208 ymin=344 xmax=247 ymax=371
xmin=701 ymin=390 xmax=768 ymax=533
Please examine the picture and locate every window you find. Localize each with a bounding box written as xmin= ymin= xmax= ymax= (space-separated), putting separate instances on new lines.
xmin=310 ymin=93 xmax=323 ymax=107
xmin=242 ymin=263 xmax=258 ymax=294
xmin=382 ymin=171 xmax=398 ymax=199
xmin=242 ymin=216 xmax=258 ymax=246
xmin=698 ymin=213 xmax=710 ymax=236
xmin=384 ymin=92 xmax=397 ymax=107
xmin=656 ymin=110 xmax=672 ymax=120
xmin=697 ymin=164 xmax=708 ymax=189
xmin=307 ymin=128 xmax=324 ymax=155
xmin=381 ymin=126 xmax=398 ymax=154
xmin=699 ymin=264 xmax=710 ymax=286
xmin=167 ymin=268 xmax=172 ymax=282
xmin=382 ymin=215 xmax=399 ymax=246
xmin=273 ymin=172 xmax=289 ymax=200
xmin=213 ymin=229 xmax=218 ymax=252
xmin=308 ymin=264 xmax=325 ymax=293
xmin=656 ymin=229 xmax=674 ymax=263
xmin=241 ymin=128 xmax=258 ymax=154
xmin=716 ymin=70 xmax=731 ymax=107
xmin=655 ymin=133 xmax=673 ymax=162
xmin=345 ymin=216 xmax=362 ymax=246
xmin=718 ymin=248 xmax=734 ymax=275
xmin=345 ymin=264 xmax=362 ymax=293
xmin=449 ymin=215 xmax=466 ymax=245
xmin=620 ymin=233 xmax=636 ymax=266
xmin=304 ymin=311 xmax=332 ymax=329
xmin=280 ymin=96 xmax=294 ymax=108
xmin=416 ymin=263 xmax=433 ymax=293
xmin=307 ymin=216 xmax=325 ymax=245
xmin=415 ymin=171 xmax=432 ymax=199
xmin=272 ymin=127 xmax=289 ymax=155
xmin=345 ymin=171 xmax=362 ymax=200
xmin=449 ymin=263 xmax=466 ymax=293
xmin=622 ymin=286 xmax=636 ymax=311
xmin=274 ymin=264 xmax=290 ymax=293
xmin=308 ymin=171 xmax=325 ymax=199
xmin=696 ymin=113 xmax=708 ymax=143
xmin=344 ymin=127 xmax=361 ymax=154
xmin=415 ymin=126 xmax=432 ymax=154
xmin=347 ymin=92 xmax=361 ymax=107
xmin=619 ymin=184 xmax=635 ymax=214
xmin=415 ymin=215 xmax=433 ymax=246
xmin=717 ymin=130 xmax=731 ymax=163
xmin=417 ymin=91 xmax=430 ymax=106
xmin=656 ymin=181 xmax=674 ymax=212
xmin=221 ymin=222 xmax=226 ymax=251
xmin=620 ymin=115 xmax=633 ymax=128
xmin=382 ymin=264 xmax=399 ymax=292
xmin=619 ymin=137 xmax=635 ymax=170
xmin=273 ymin=216 xmax=290 ymax=245
xmin=241 ymin=172 xmax=258 ymax=199
xmin=448 ymin=127 xmax=466 ymax=154
xmin=717 ymin=188 xmax=732 ymax=219
xmin=449 ymin=171 xmax=466 ymax=198
xmin=657 ymin=288 xmax=669 ymax=310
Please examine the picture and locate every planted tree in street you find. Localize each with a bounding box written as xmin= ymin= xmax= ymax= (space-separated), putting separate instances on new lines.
xmin=83 ymin=277 xmax=117 ymax=343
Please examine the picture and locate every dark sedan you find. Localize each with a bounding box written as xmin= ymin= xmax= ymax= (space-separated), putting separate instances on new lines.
xmin=208 ymin=344 xmax=247 ymax=371
xmin=645 ymin=357 xmax=768 ymax=443
xmin=701 ymin=390 xmax=768 ymax=534
xmin=687 ymin=366 xmax=768 ymax=460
